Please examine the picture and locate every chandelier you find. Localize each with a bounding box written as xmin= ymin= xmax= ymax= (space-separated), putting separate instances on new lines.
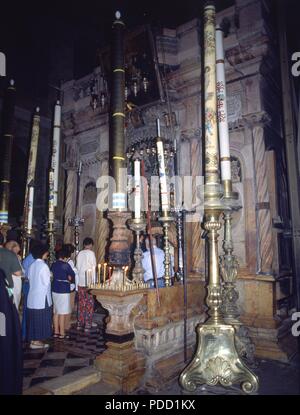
xmin=125 ymin=52 xmax=151 ymax=103
xmin=90 ymin=73 xmax=108 ymax=111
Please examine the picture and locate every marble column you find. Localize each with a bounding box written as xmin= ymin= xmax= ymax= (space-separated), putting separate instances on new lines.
xmin=248 ymin=113 xmax=274 ymax=274
xmin=63 ymin=167 xmax=77 ymax=243
xmin=190 ymin=138 xmax=205 ymax=274
xmin=95 ymin=159 xmax=109 ymax=262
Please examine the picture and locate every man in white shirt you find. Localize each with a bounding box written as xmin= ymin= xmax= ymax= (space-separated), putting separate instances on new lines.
xmin=142 ymin=236 xmax=174 ymax=288
xmin=76 ymin=237 xmax=97 ymax=331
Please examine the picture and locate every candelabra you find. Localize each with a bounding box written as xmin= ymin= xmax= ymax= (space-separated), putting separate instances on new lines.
xmin=220 ymin=183 xmax=255 ymax=365
xmin=128 ymin=217 xmax=146 ymax=283
xmin=21 ymin=228 xmax=32 ymax=260
xmin=179 ymin=1 xmax=258 ymax=394
xmin=174 ymin=208 xmax=184 ymax=283
xmin=159 ymin=211 xmax=173 ymax=287
xmin=68 ymin=216 xmax=85 ymax=259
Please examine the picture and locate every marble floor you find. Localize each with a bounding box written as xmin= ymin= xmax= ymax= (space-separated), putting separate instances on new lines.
xmin=22 ymin=322 xmax=106 ymax=392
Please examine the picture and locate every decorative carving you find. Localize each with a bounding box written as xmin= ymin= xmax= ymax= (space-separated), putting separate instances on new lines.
xmin=231 ymin=157 xmax=242 ymax=183
xmin=64 ymin=169 xmax=77 ymax=243
xmin=190 ymin=139 xmax=204 ymax=273
xmin=179 ymin=324 xmax=258 ymax=394
xmin=95 ymin=160 xmax=109 ymax=263
xmin=83 ymin=182 xmax=97 ymax=205
xmin=227 ymin=95 xmax=242 ymax=125
xmin=79 ymin=140 xmax=98 ymax=156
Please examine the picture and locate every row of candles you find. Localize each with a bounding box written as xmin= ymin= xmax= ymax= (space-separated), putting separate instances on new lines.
xmin=87 ymin=280 xmax=150 ymax=291
xmin=132 ymin=119 xmax=169 ymax=218
xmin=130 ymin=28 xmax=232 ymax=219
xmin=85 ymin=264 xmax=129 ymax=287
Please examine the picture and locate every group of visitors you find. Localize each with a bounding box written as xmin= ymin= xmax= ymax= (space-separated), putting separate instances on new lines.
xmin=0 ymin=233 xmax=98 ymax=394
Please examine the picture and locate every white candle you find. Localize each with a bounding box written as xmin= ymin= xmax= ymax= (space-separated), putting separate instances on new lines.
xmin=48 ymin=170 xmax=55 ymax=224
xmin=51 ymin=100 xmax=61 ymax=207
xmin=134 ymin=159 xmax=141 ymax=219
xmin=27 ymin=186 xmax=34 ymax=231
xmin=216 ymin=27 xmax=231 ymax=181
xmin=156 ymin=140 xmax=169 ymax=211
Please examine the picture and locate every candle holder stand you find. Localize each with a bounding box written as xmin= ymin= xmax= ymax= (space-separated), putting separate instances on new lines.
xmin=128 ymin=217 xmax=146 ymax=283
xmin=220 ymin=181 xmax=255 ymax=365
xmin=179 ymin=182 xmax=258 ymax=393
xmin=159 ymin=211 xmax=173 ymax=287
xmin=21 ymin=228 xmax=32 ymax=259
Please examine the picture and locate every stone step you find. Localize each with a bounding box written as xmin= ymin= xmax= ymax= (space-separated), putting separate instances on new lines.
xmin=23 ymin=366 xmax=101 ymax=395
xmin=74 ymin=380 xmax=120 ymax=395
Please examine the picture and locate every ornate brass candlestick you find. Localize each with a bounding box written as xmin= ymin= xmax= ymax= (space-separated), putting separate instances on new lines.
xmin=21 ymin=228 xmax=32 ymax=260
xmin=128 ymin=217 xmax=146 ymax=283
xmin=159 ymin=211 xmax=173 ymax=287
xmin=221 ymin=183 xmax=255 ymax=364
xmin=179 ymin=1 xmax=258 ymax=394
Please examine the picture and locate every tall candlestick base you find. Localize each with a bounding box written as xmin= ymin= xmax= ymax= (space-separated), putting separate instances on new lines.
xmin=179 ymin=205 xmax=258 ymax=393
xmin=128 ymin=218 xmax=146 ymax=283
xmin=21 ymin=228 xmax=32 ymax=259
xmin=159 ymin=212 xmax=173 ymax=287
xmin=220 ymin=186 xmax=255 ymax=365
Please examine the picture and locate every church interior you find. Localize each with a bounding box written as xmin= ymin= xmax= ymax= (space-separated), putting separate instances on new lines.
xmin=0 ymin=0 xmax=299 ymax=397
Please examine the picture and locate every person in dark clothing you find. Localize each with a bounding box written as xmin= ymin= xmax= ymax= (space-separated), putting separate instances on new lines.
xmin=0 ymin=268 xmax=23 ymax=395
xmin=51 ymin=249 xmax=75 ymax=339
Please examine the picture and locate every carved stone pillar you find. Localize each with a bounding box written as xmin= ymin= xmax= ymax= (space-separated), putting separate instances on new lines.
xmin=63 ymin=167 xmax=77 ymax=243
xmin=249 ymin=113 xmax=274 ymax=274
xmin=63 ymin=137 xmax=78 ymax=244
xmin=92 ymin=289 xmax=146 ymax=393
xmin=95 ymin=159 xmax=109 ymax=262
xmin=190 ymin=138 xmax=205 ymax=274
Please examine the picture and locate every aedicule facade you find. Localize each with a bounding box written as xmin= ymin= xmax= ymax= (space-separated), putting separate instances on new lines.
xmin=59 ymin=0 xmax=296 ymax=378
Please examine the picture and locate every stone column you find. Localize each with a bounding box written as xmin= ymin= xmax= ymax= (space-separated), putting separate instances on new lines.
xmin=63 ymin=136 xmax=78 ymax=244
xmin=95 ymin=159 xmax=109 ymax=262
xmin=190 ymin=138 xmax=205 ymax=274
xmin=63 ymin=167 xmax=77 ymax=243
xmin=249 ymin=113 xmax=274 ymax=274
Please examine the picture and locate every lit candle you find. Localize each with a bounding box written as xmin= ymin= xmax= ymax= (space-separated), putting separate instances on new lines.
xmin=216 ymin=26 xmax=231 ymax=181
xmin=134 ymin=159 xmax=141 ymax=219
xmin=27 ymin=185 xmax=34 ymax=231
xmin=98 ymin=263 xmax=101 ymax=283
xmin=51 ymin=100 xmax=61 ymax=207
xmin=122 ymin=266 xmax=125 ymax=286
xmin=103 ymin=263 xmax=107 ymax=283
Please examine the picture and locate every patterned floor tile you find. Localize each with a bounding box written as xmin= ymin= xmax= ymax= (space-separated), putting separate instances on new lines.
xmin=30 ymin=377 xmax=56 ymax=387
xmin=23 ymin=360 xmax=41 ymax=369
xmin=34 ymin=366 xmax=64 ymax=378
xmin=64 ymin=358 xmax=90 ymax=367
xmin=22 ymin=318 xmax=106 ymax=392
xmin=39 ymin=359 xmax=65 ymax=367
xmin=42 ymin=352 xmax=68 ymax=360
xmin=23 ymin=368 xmax=37 ymax=377
xmin=63 ymin=366 xmax=88 ymax=375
